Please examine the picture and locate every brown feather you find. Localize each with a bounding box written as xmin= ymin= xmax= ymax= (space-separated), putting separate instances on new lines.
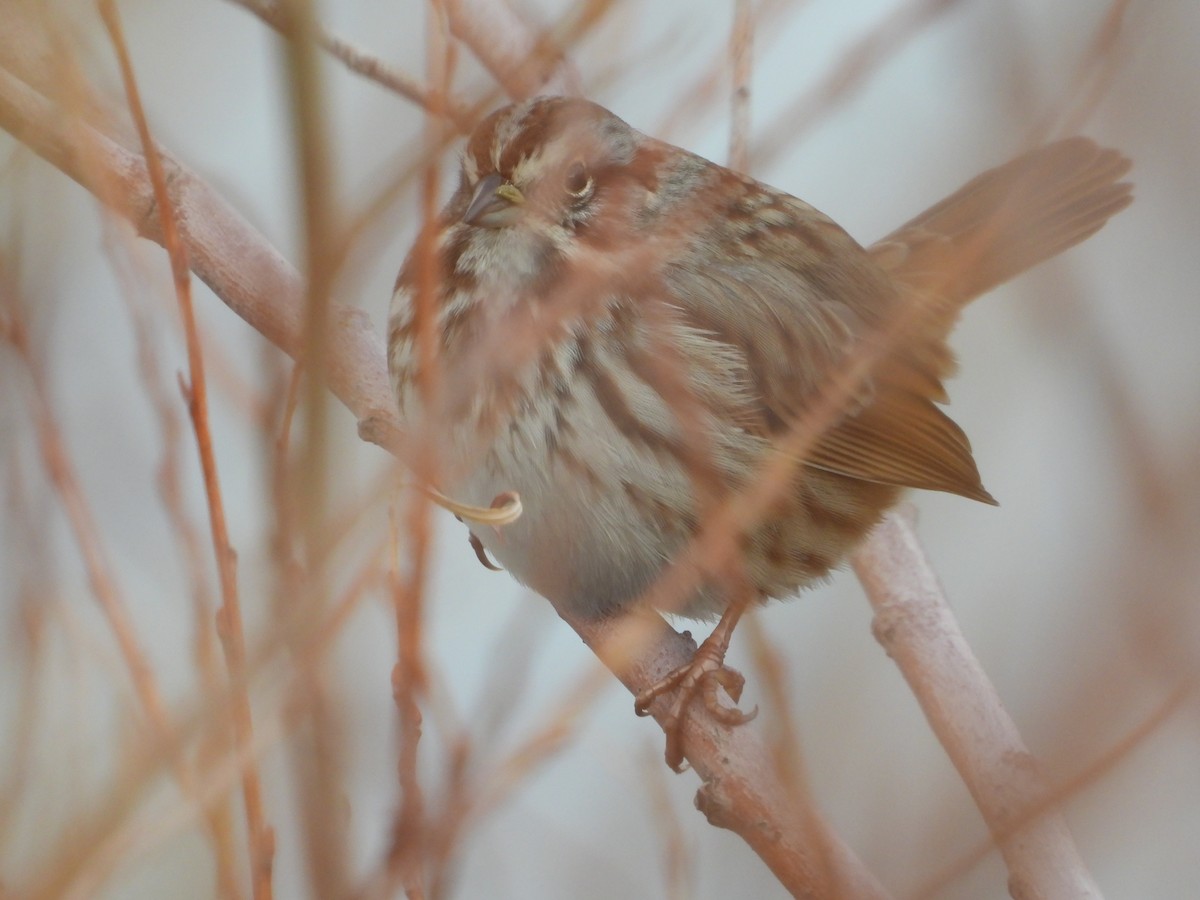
xmin=808 ymin=391 xmax=996 ymax=504
xmin=807 ymin=138 xmax=1131 ymax=501
xmin=871 ymin=138 xmax=1133 ymax=322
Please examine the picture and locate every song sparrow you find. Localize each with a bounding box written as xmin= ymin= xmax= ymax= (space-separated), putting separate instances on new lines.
xmin=389 ymin=96 xmax=1131 ymax=768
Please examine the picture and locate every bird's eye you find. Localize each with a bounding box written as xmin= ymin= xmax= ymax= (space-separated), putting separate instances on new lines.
xmin=564 ymin=161 xmax=593 ymax=199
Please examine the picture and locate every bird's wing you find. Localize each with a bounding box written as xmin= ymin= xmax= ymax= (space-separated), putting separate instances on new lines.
xmin=663 ymin=204 xmax=993 ymax=503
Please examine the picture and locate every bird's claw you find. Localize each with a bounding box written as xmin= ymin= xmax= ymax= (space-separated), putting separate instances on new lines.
xmin=634 ymin=644 xmax=756 ymax=771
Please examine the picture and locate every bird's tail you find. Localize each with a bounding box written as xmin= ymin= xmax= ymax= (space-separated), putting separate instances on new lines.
xmin=869 ymin=137 xmax=1133 ymax=334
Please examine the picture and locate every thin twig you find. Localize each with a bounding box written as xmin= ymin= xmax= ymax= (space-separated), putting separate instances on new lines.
xmin=655 ymin=0 xmax=804 ymax=144
xmin=224 ymin=0 xmax=476 ymax=131
xmin=1035 ymin=0 xmax=1134 ymax=142
xmin=0 ymin=475 xmax=51 ymax=868
xmin=110 ymin=223 xmax=245 ymax=900
xmin=97 ymin=4 xmax=276 ymax=895
xmin=443 ymin=0 xmax=585 ymax=98
xmin=752 ymin=0 xmax=964 ymax=170
xmin=644 ymin=745 xmax=694 ymax=900
xmin=377 ymin=6 xmax=456 ymax=895
xmin=276 ymin=0 xmax=352 ymax=893
xmin=728 ymin=0 xmax=753 ymax=172
xmin=3 ymin=307 xmax=197 ymax=899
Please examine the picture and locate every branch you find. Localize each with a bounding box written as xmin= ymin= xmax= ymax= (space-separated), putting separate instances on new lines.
xmin=0 ymin=68 xmax=392 ymax=429
xmin=853 ymin=510 xmax=1102 ymax=900
xmin=563 ymin=609 xmax=890 ymax=899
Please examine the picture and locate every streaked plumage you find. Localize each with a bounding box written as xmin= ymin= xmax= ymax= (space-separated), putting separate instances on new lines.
xmin=389 ymin=97 xmax=1132 ymax=623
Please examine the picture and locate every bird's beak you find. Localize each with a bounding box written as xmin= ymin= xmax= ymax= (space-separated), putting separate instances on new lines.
xmin=463 ymin=173 xmax=525 ymax=228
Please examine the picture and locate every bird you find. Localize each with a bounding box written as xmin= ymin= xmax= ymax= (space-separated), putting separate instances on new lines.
xmin=388 ymin=96 xmax=1132 ymax=769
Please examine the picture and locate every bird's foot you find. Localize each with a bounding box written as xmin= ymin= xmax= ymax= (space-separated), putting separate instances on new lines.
xmin=634 ymin=632 xmax=758 ymax=771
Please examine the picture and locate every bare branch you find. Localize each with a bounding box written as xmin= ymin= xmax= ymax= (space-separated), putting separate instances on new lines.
xmin=0 ymin=63 xmax=393 ymax=430
xmin=564 ymin=608 xmax=892 ymax=899
xmin=853 ymin=510 xmax=1102 ymax=900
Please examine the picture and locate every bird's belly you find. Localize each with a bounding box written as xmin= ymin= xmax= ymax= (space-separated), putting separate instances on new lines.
xmin=445 ymin=387 xmax=700 ymax=620
xmin=436 ymin=362 xmax=896 ymax=622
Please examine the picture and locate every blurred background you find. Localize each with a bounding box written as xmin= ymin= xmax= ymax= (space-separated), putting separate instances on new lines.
xmin=1 ymin=0 xmax=1198 ymax=897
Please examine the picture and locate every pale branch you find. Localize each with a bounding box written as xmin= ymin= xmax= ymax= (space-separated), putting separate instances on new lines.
xmin=562 ymin=608 xmax=890 ymax=900
xmin=853 ymin=510 xmax=1102 ymax=900
xmin=0 ymin=66 xmax=392 ymax=428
